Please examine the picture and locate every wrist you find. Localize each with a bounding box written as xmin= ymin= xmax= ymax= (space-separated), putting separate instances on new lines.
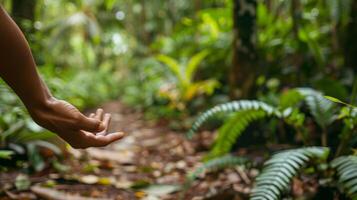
xmin=25 ymin=95 xmax=55 ymax=116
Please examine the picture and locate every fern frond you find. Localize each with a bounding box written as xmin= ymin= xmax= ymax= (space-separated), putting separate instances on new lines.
xmin=187 ymin=100 xmax=278 ymax=138
xmin=250 ymin=147 xmax=330 ymax=200
xmin=181 ymin=154 xmax=246 ymax=199
xmin=187 ymin=154 xmax=246 ymax=181
xmin=331 ymin=155 xmax=357 ymax=199
xmin=207 ymin=109 xmax=268 ymax=159
xmin=279 ymin=89 xmax=304 ymax=109
xmin=297 ymin=88 xmax=337 ymax=127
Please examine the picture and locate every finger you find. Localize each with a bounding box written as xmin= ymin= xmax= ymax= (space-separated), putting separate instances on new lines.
xmin=96 ymin=132 xmax=125 ymax=146
xmin=78 ymin=115 xmax=105 ymax=132
xmin=95 ymin=113 xmax=110 ymax=136
xmin=89 ymin=113 xmax=95 ymax=118
xmin=84 ymin=131 xmax=125 ymax=147
xmin=97 ymin=113 xmax=111 ymax=135
xmin=95 ymin=109 xmax=104 ymax=121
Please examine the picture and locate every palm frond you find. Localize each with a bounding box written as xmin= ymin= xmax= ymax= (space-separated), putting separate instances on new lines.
xmin=250 ymin=147 xmax=330 ymax=200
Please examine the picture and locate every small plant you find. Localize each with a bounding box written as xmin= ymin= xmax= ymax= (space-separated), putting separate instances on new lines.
xmin=156 ymin=51 xmax=219 ymax=110
xmin=185 ymin=88 xmax=357 ymax=199
xmin=251 ymin=148 xmax=357 ymax=200
xmin=187 ymin=88 xmax=353 ymax=159
xmin=331 ymin=155 xmax=357 ymax=198
xmin=186 ymin=100 xmax=284 ymax=159
xmin=0 ymin=84 xmax=60 ymax=171
xmin=250 ymin=147 xmax=330 ymax=200
xmin=181 ymin=154 xmax=246 ymax=199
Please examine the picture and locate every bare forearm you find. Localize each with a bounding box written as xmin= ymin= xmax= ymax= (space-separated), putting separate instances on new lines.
xmin=0 ymin=6 xmax=51 ymax=109
xmin=0 ymin=6 xmax=124 ymax=148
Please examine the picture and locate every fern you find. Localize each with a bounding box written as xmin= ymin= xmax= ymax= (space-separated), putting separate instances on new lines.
xmin=250 ymin=147 xmax=330 ymax=200
xmin=279 ymin=89 xmax=304 ymax=109
xmin=331 ymin=155 xmax=357 ymax=199
xmin=297 ymin=88 xmax=337 ymax=127
xmin=208 ymin=109 xmax=268 ymax=159
xmin=181 ymin=155 xmax=246 ymax=199
xmin=187 ymin=100 xmax=278 ymax=138
xmin=188 ymin=155 xmax=246 ymax=181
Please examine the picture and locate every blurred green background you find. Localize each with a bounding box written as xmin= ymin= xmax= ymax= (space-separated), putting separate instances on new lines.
xmin=0 ymin=0 xmax=356 ymax=199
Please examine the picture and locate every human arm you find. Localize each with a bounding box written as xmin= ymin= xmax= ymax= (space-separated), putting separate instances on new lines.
xmin=0 ymin=6 xmax=124 ymax=148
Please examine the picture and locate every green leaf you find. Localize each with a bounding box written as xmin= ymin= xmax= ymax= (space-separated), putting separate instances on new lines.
xmin=251 ymin=147 xmax=330 ymax=200
xmin=131 ymin=180 xmax=151 ymax=189
xmin=331 ymin=155 xmax=357 ymax=198
xmin=156 ymin=54 xmax=184 ymax=84
xmin=185 ymin=50 xmax=209 ymax=83
xmin=14 ymin=131 xmax=56 ymax=143
xmin=15 ymin=174 xmax=31 ymax=191
xmin=187 ymin=100 xmax=277 ymax=138
xmin=27 ymin=143 xmax=45 ymax=172
xmin=0 ymin=150 xmax=14 ymax=159
xmin=298 ymin=88 xmax=337 ymax=127
xmin=105 ymin=0 xmax=116 ymax=10
xmin=324 ymin=96 xmax=356 ymax=108
xmin=208 ymin=109 xmax=267 ymax=159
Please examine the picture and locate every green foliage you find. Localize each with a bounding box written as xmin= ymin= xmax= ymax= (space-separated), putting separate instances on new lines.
xmin=331 ymin=155 xmax=357 ymax=199
xmin=278 ymin=89 xmax=304 ymax=109
xmin=0 ymin=150 xmax=14 ymax=159
xmin=182 ymin=154 xmax=246 ymax=198
xmin=187 ymin=100 xmax=277 ymax=138
xmin=187 ymin=155 xmax=246 ymax=182
xmin=1 ymin=0 xmax=123 ymax=172
xmin=0 ymin=84 xmax=53 ymax=144
xmin=208 ymin=109 xmax=269 ymax=159
xmin=156 ymin=51 xmax=219 ymax=110
xmin=297 ymin=88 xmax=337 ymax=128
xmin=0 ymin=64 xmax=118 ymax=172
xmin=251 ymin=147 xmax=330 ymax=200
xmin=325 ymin=96 xmax=357 ymax=109
xmin=42 ymin=66 xmax=120 ymax=109
xmin=188 ymin=87 xmax=356 ymax=164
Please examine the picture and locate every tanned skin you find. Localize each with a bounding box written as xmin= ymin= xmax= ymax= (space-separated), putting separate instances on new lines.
xmin=0 ymin=6 xmax=124 ymax=148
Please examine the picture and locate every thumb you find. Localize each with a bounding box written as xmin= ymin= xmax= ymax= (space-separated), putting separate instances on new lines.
xmin=78 ymin=115 xmax=105 ymax=132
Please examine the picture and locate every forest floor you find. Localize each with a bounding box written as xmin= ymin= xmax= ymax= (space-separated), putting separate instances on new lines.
xmin=0 ymin=101 xmax=258 ymax=200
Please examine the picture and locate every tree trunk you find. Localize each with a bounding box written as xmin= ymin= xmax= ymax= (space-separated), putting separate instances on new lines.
xmin=230 ymin=0 xmax=257 ymax=99
xmin=194 ymin=0 xmax=201 ymax=13
xmin=345 ymin=0 xmax=357 ymax=74
xmin=291 ymin=0 xmax=301 ymax=39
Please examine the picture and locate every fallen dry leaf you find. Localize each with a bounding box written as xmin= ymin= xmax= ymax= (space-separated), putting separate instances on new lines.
xmin=31 ymin=186 xmax=112 ymax=200
xmin=86 ymin=148 xmax=135 ymax=164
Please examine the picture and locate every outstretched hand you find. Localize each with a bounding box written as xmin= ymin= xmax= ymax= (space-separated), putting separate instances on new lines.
xmin=0 ymin=6 xmax=124 ymax=148
xmin=29 ymin=98 xmax=125 ymax=149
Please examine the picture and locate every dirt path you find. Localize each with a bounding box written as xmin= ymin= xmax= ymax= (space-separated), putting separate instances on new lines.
xmin=0 ymin=101 xmax=253 ymax=200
